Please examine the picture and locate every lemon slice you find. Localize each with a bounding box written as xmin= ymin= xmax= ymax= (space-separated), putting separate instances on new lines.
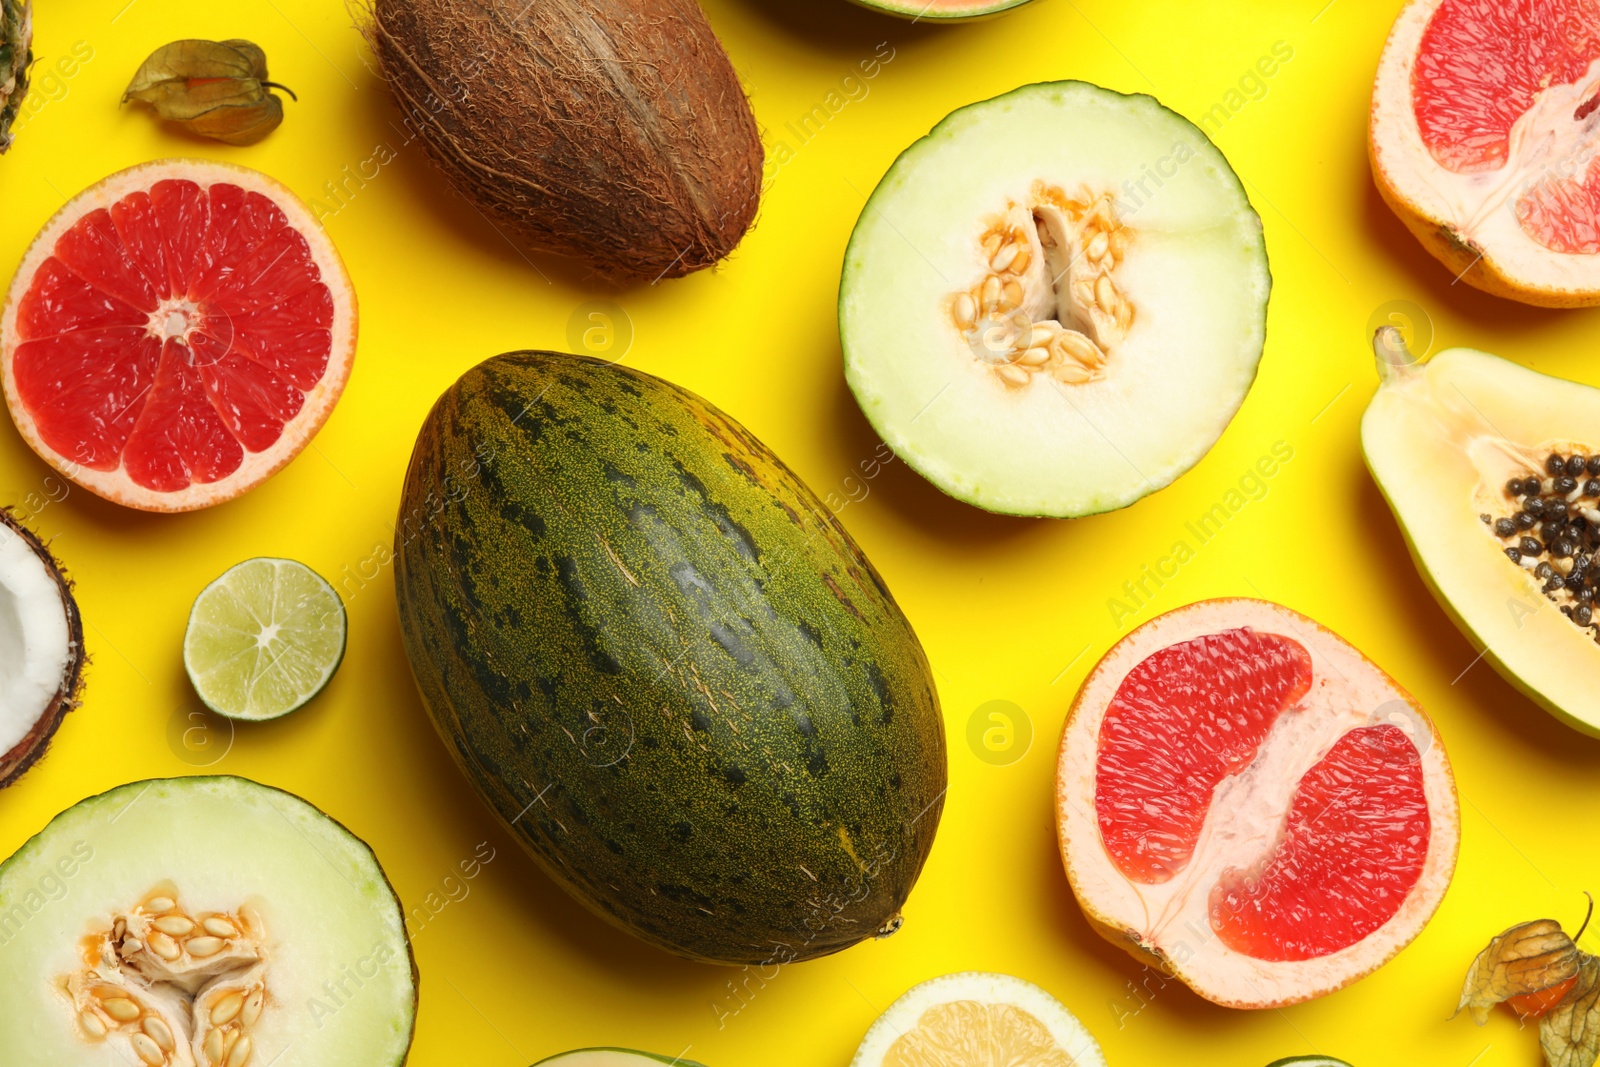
xmin=183 ymin=558 xmax=347 ymax=721
xmin=851 ymin=973 xmax=1106 ymax=1067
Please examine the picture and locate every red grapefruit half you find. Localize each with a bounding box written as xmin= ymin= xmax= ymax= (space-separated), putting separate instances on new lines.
xmin=1056 ymin=599 xmax=1459 ymax=1009
xmin=1372 ymin=0 xmax=1600 ymax=305
xmin=1 ymin=159 xmax=356 ymax=512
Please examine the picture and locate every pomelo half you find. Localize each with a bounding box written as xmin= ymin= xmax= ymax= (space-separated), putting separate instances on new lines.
xmin=0 ymin=160 xmax=356 ymax=512
xmin=840 ymin=81 xmax=1270 ymax=517
xmin=845 ymin=0 xmax=1037 ymax=21
xmin=1056 ymin=598 xmax=1459 ymax=1009
xmin=1372 ymin=0 xmax=1600 ymax=305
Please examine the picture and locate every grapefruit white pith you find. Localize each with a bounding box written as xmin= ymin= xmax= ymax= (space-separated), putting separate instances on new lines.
xmin=1 ymin=159 xmax=356 ymax=512
xmin=1056 ymin=599 xmax=1459 ymax=1009
xmin=1372 ymin=0 xmax=1600 ymax=305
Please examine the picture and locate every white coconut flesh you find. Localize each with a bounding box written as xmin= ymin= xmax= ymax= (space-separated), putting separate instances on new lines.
xmin=535 ymin=1053 xmax=709 ymax=1067
xmin=840 ymin=81 xmax=1269 ymax=517
xmin=1056 ymin=599 xmax=1459 ymax=1009
xmin=1372 ymin=0 xmax=1600 ymax=294
xmin=849 ymin=972 xmax=1106 ymax=1067
xmin=0 ymin=517 xmax=75 ymax=759
xmin=1363 ymin=338 xmax=1600 ymax=735
xmin=0 ymin=777 xmax=415 ymax=1067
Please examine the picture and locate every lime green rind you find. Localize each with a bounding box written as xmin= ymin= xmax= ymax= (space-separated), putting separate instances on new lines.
xmin=533 ymin=1049 xmax=712 ymax=1067
xmin=838 ymin=79 xmax=1272 ymax=519
xmin=845 ymin=0 xmax=1036 ymax=21
xmin=183 ymin=557 xmax=348 ymax=722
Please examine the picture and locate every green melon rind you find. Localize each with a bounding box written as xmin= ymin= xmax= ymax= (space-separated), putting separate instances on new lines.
xmin=182 ymin=558 xmax=349 ymax=723
xmin=845 ymin=0 xmax=1036 ymax=20
xmin=0 ymin=775 xmax=418 ymax=1066
xmin=839 ymin=80 xmax=1272 ymax=518
xmin=394 ymin=351 xmax=948 ymax=966
xmin=533 ymin=1049 xmax=712 ymax=1067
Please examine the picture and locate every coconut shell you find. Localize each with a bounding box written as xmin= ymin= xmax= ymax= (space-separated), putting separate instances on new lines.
xmin=366 ymin=0 xmax=763 ymax=284
xmin=0 ymin=509 xmax=84 ymax=789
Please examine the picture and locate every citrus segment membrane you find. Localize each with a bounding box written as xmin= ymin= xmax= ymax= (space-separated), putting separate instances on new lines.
xmin=1 ymin=160 xmax=355 ymax=511
xmin=1094 ymin=629 xmax=1312 ymax=884
xmin=1057 ymin=599 xmax=1459 ymax=1008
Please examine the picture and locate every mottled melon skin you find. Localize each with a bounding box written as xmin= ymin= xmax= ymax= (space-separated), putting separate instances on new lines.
xmin=394 ymin=351 xmax=947 ymax=965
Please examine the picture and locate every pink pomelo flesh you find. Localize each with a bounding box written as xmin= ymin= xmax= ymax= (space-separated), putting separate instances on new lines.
xmin=1057 ymin=600 xmax=1458 ymax=1007
xmin=1413 ymin=0 xmax=1600 ymax=253
xmin=1094 ymin=628 xmax=1429 ymax=961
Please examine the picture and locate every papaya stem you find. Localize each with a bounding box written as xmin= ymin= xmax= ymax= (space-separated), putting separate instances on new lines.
xmin=1373 ymin=325 xmax=1421 ymax=384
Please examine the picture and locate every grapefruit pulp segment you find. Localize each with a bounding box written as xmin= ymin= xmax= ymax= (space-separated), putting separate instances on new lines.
xmin=1094 ymin=628 xmax=1312 ymax=884
xmin=1209 ymin=724 xmax=1430 ymax=962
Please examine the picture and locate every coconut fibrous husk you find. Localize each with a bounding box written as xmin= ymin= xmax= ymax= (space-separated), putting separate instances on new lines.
xmin=365 ymin=0 xmax=764 ymax=285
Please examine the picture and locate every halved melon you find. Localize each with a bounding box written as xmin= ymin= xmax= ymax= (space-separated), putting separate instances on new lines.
xmin=1363 ymin=328 xmax=1600 ymax=734
xmin=845 ymin=0 xmax=1036 ymax=20
xmin=1371 ymin=0 xmax=1600 ymax=305
xmin=1056 ymin=598 xmax=1459 ymax=1008
xmin=0 ymin=777 xmax=416 ymax=1066
xmin=840 ymin=81 xmax=1270 ymax=517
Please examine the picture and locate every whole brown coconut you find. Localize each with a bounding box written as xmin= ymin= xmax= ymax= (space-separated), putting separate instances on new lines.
xmin=366 ymin=0 xmax=764 ymax=284
xmin=0 ymin=509 xmax=84 ymax=789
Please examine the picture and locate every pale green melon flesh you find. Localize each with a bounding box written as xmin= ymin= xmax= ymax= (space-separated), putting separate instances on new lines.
xmin=0 ymin=777 xmax=415 ymax=1066
xmin=846 ymin=0 xmax=1035 ymax=20
xmin=840 ymin=81 xmax=1270 ymax=518
xmin=535 ymin=1051 xmax=711 ymax=1067
xmin=1362 ymin=346 xmax=1600 ymax=735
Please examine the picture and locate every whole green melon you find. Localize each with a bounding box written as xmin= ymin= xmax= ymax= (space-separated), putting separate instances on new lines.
xmin=394 ymin=351 xmax=947 ymax=965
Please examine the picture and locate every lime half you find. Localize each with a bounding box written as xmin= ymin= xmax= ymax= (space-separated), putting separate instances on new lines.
xmin=183 ymin=558 xmax=347 ymax=721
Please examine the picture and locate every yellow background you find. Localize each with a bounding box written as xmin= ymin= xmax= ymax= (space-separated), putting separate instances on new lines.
xmin=1 ymin=0 xmax=1594 ymax=1064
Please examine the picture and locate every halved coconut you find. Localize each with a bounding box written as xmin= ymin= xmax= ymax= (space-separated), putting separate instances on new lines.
xmin=0 ymin=776 xmax=417 ymax=1066
xmin=849 ymin=972 xmax=1106 ymax=1067
xmin=1056 ymin=598 xmax=1459 ymax=1009
xmin=534 ymin=1052 xmax=710 ymax=1067
xmin=1363 ymin=329 xmax=1600 ymax=735
xmin=840 ymin=81 xmax=1270 ymax=517
xmin=0 ymin=508 xmax=83 ymax=789
xmin=1371 ymin=0 xmax=1600 ymax=305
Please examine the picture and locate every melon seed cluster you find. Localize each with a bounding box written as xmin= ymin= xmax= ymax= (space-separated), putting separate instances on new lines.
xmin=1488 ymin=453 xmax=1600 ymax=637
xmin=66 ymin=886 xmax=269 ymax=1067
xmin=950 ymin=184 xmax=1133 ymax=389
